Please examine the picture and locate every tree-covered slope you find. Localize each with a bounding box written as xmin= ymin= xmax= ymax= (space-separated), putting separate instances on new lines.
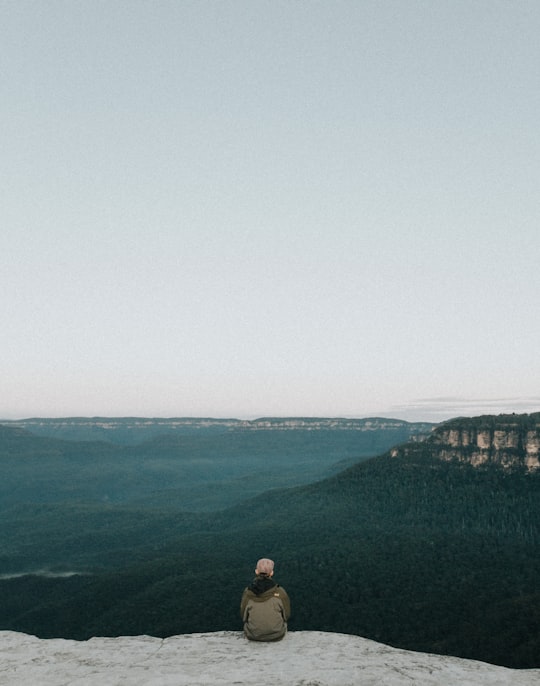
xmin=1 ymin=447 xmax=538 ymax=669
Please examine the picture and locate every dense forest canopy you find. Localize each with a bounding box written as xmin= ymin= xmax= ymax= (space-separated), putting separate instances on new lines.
xmin=0 ymin=415 xmax=538 ymax=669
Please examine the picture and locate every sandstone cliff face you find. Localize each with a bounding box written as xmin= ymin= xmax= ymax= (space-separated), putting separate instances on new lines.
xmin=392 ymin=413 xmax=540 ymax=471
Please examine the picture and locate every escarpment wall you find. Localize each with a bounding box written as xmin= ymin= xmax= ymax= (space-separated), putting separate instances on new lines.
xmin=393 ymin=413 xmax=540 ymax=470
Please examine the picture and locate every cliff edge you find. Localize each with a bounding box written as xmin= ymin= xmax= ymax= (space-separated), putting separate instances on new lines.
xmin=1 ymin=630 xmax=539 ymax=686
xmin=392 ymin=412 xmax=540 ymax=470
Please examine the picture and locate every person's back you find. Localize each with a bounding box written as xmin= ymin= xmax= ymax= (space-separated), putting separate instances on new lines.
xmin=240 ymin=557 xmax=290 ymax=642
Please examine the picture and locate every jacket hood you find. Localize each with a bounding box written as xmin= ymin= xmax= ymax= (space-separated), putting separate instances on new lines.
xmin=248 ymin=575 xmax=277 ymax=596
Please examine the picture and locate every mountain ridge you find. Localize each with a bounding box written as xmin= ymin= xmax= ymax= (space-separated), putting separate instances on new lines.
xmin=1 ymin=416 xmax=434 ymax=445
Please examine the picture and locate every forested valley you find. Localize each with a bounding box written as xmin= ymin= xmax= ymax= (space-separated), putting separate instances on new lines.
xmin=0 ymin=417 xmax=538 ymax=670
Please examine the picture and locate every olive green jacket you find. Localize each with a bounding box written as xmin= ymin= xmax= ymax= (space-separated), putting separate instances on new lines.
xmin=240 ymin=581 xmax=291 ymax=642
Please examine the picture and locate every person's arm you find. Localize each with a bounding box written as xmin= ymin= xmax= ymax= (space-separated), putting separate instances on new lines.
xmin=240 ymin=588 xmax=249 ymax=619
xmin=279 ymin=587 xmax=291 ymax=620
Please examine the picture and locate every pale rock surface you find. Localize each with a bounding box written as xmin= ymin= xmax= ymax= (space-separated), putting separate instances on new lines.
xmin=1 ymin=630 xmax=539 ymax=686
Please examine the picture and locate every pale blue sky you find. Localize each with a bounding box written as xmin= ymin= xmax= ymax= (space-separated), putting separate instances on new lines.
xmin=2 ymin=1 xmax=539 ymax=422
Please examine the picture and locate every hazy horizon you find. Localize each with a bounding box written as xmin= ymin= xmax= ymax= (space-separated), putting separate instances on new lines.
xmin=2 ymin=395 xmax=540 ymax=425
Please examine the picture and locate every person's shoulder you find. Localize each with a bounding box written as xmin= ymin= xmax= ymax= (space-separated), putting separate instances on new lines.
xmin=276 ymin=585 xmax=289 ymax=596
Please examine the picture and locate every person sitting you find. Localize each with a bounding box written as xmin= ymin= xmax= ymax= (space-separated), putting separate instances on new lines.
xmin=240 ymin=557 xmax=291 ymax=641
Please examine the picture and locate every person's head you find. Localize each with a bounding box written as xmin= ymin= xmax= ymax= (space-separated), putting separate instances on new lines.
xmin=255 ymin=558 xmax=274 ymax=577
